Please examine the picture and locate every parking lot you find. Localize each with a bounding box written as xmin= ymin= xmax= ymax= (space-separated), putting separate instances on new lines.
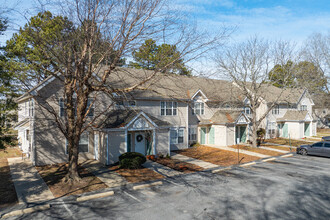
xmin=4 ymin=154 xmax=330 ymax=220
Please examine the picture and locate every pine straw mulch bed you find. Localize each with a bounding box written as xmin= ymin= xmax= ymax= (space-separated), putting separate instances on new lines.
xmin=265 ymin=138 xmax=312 ymax=147
xmin=36 ymin=163 xmax=108 ymax=198
xmin=0 ymin=158 xmax=18 ymax=208
xmin=151 ymin=157 xmax=204 ymax=173
xmin=261 ymin=144 xmax=296 ymax=153
xmin=174 ymin=146 xmax=260 ymax=167
xmin=229 ymin=145 xmax=285 ymax=156
xmin=109 ymin=165 xmax=164 ymax=183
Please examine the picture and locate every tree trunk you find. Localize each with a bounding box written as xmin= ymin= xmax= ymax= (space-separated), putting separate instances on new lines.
xmin=64 ymin=137 xmax=81 ymax=182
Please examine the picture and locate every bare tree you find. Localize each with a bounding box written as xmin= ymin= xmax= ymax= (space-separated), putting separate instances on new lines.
xmin=7 ymin=0 xmax=229 ymax=182
xmin=216 ymin=36 xmax=297 ymax=148
xmin=302 ymin=32 xmax=330 ymax=93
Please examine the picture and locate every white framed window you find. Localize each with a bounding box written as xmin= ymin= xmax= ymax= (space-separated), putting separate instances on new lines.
xmin=65 ymin=133 xmax=89 ymax=154
xmin=272 ymin=105 xmax=280 ymax=115
xmin=244 ymin=107 xmax=251 ymax=115
xmin=59 ymin=98 xmax=94 ymax=117
xmin=192 ymin=102 xmax=204 ymax=115
xmin=170 ymin=128 xmax=184 ymax=144
xmin=86 ymin=98 xmax=94 ymax=117
xmin=188 ymin=127 xmax=197 ymax=141
xmin=59 ymin=98 xmax=65 ymax=117
xmin=300 ymin=105 xmax=307 ymax=111
xmin=161 ymin=101 xmax=177 ymax=116
xmin=29 ymin=99 xmax=34 ymax=117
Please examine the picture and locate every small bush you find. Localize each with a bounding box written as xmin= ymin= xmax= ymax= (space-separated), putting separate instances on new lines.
xmin=119 ymin=152 xmax=146 ymax=169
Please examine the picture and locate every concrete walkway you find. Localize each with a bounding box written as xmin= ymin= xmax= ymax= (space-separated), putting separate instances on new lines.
xmin=206 ymin=145 xmax=270 ymax=158
xmin=80 ymin=160 xmax=127 ymax=188
xmin=171 ymin=153 xmax=219 ymax=169
xmin=143 ymin=160 xmax=182 ymax=177
xmin=263 ymin=142 xmax=297 ymax=149
xmin=259 ymin=146 xmax=289 ymax=153
xmin=7 ymin=157 xmax=54 ymax=204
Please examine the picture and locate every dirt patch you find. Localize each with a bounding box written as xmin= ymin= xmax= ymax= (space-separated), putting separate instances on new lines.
xmin=265 ymin=138 xmax=311 ymax=147
xmin=262 ymin=145 xmax=296 ymax=152
xmin=110 ymin=165 xmax=164 ymax=183
xmin=174 ymin=146 xmax=260 ymax=166
xmin=229 ymin=145 xmax=284 ymax=156
xmin=0 ymin=158 xmax=18 ymax=208
xmin=0 ymin=147 xmax=22 ymax=159
xmin=36 ymin=163 xmax=108 ymax=198
xmin=151 ymin=157 xmax=204 ymax=173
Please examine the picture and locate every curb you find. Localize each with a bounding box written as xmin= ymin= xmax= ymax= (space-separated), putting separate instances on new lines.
xmin=281 ymin=154 xmax=294 ymax=158
xmin=211 ymin=167 xmax=232 ymax=173
xmin=261 ymin=157 xmax=276 ymax=162
xmin=239 ymin=162 xmax=256 ymax=167
xmin=77 ymin=191 xmax=114 ymax=202
xmin=133 ymin=181 xmax=163 ymax=190
xmin=0 ymin=204 xmax=50 ymax=219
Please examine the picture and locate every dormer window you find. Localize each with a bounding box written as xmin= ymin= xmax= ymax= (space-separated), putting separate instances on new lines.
xmin=192 ymin=102 xmax=204 ymax=115
xmin=272 ymin=105 xmax=279 ymax=115
xmin=300 ymin=105 xmax=307 ymax=111
xmin=244 ymin=107 xmax=251 ymax=115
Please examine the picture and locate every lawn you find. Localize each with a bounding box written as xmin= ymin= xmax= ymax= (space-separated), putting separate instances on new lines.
xmin=0 ymin=147 xmax=21 ymax=208
xmin=151 ymin=157 xmax=204 ymax=173
xmin=110 ymin=165 xmax=164 ymax=183
xmin=174 ymin=146 xmax=260 ymax=166
xmin=265 ymin=138 xmax=312 ymax=147
xmin=229 ymin=145 xmax=285 ymax=156
xmin=36 ymin=163 xmax=108 ymax=198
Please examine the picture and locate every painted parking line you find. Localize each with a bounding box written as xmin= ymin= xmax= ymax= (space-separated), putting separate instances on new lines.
xmin=123 ymin=191 xmax=143 ymax=203
xmin=281 ymin=154 xmax=294 ymax=158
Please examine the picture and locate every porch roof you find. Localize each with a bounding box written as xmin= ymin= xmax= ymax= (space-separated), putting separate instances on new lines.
xmin=199 ymin=110 xmax=249 ymax=125
xmin=277 ymin=110 xmax=310 ymax=122
xmin=98 ymin=109 xmax=171 ymax=129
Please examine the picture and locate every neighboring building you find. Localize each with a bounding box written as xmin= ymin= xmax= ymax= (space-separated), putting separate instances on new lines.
xmin=14 ymin=68 xmax=317 ymax=166
xmin=312 ymin=94 xmax=330 ymax=128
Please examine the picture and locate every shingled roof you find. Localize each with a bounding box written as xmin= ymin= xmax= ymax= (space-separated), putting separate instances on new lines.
xmin=277 ymin=110 xmax=309 ymax=122
xmin=200 ymin=110 xmax=248 ymax=125
xmin=98 ymin=109 xmax=171 ymax=129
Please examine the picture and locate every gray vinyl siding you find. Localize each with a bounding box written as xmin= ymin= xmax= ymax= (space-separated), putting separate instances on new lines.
xmin=136 ymin=100 xmax=188 ymax=127
xmin=108 ymin=130 xmax=126 ymax=165
xmin=226 ymin=125 xmax=235 ymax=146
xmin=156 ymin=129 xmax=169 ymax=156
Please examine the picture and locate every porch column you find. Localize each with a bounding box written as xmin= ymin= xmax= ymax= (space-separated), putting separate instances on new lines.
xmin=153 ymin=129 xmax=156 ymax=155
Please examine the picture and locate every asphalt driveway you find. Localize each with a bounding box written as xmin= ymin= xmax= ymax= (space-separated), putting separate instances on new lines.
xmin=4 ymin=155 xmax=330 ymax=220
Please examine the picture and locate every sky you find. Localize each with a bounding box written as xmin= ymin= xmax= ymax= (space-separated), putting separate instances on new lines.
xmin=173 ymin=0 xmax=330 ymax=44
xmin=1 ymin=0 xmax=330 ymax=74
xmin=2 ymin=0 xmax=330 ymax=45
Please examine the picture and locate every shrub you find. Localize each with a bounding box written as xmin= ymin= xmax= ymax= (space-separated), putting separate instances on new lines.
xmin=119 ymin=152 xmax=146 ymax=169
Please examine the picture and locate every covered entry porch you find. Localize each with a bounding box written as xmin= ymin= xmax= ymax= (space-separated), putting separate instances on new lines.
xmin=99 ymin=110 xmax=170 ymax=165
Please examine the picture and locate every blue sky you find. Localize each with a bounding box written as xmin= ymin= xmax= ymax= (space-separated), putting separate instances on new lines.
xmin=2 ymin=0 xmax=330 ymax=46
xmin=174 ymin=0 xmax=330 ymax=44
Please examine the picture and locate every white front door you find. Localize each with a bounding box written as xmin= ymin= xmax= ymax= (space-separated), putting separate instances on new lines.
xmin=135 ymin=132 xmax=146 ymax=155
xmin=94 ymin=134 xmax=99 ymax=160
